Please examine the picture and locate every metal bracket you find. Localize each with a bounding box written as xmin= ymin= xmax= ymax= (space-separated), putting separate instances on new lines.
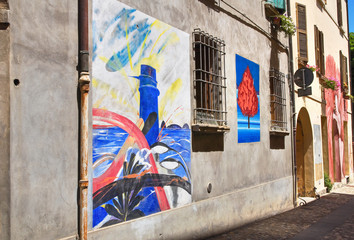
xmin=79 ymin=179 xmax=89 ymax=189
xmin=79 ymin=51 xmax=89 ymax=73
xmin=298 ymin=87 xmax=312 ymax=97
xmin=298 ymin=196 xmax=307 ymax=206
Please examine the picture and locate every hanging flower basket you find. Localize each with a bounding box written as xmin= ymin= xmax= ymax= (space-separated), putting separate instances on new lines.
xmin=321 ymin=77 xmax=339 ymax=90
xmin=345 ymin=94 xmax=354 ymax=102
xmin=342 ymin=82 xmax=349 ymax=93
xmin=271 ymin=16 xmax=281 ymax=28
xmin=273 ymin=14 xmax=296 ymax=36
xmin=306 ymin=64 xmax=320 ymax=72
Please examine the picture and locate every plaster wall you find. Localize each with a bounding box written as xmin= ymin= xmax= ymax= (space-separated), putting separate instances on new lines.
xmin=8 ymin=1 xmax=79 ymax=239
xmin=85 ymin=0 xmax=294 ymax=239
xmin=117 ymin=0 xmax=292 ymax=198
xmin=4 ymin=0 xmax=295 ymax=239
xmin=324 ymin=0 xmax=348 ymax=31
xmin=61 ymin=176 xmax=293 ymax=240
xmin=291 ymin=0 xmax=352 ymax=189
xmin=291 ymin=0 xmax=349 ymax=96
xmin=0 ymin=8 xmax=10 ymax=239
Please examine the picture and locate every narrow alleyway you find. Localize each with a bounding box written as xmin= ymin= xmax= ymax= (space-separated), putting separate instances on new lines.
xmin=206 ymin=184 xmax=354 ymax=240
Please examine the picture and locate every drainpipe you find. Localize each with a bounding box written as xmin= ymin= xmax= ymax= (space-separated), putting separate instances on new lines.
xmin=286 ymin=0 xmax=297 ymax=207
xmin=78 ymin=0 xmax=90 ymax=239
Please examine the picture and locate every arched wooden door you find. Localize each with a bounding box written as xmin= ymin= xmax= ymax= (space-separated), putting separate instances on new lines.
xmin=296 ymin=108 xmax=314 ymax=197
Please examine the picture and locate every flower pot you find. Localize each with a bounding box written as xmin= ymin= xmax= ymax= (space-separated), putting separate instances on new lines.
xmin=272 ymin=17 xmax=281 ymax=27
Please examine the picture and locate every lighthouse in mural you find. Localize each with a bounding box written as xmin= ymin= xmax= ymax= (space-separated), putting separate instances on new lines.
xmin=92 ymin=2 xmax=192 ymax=228
xmin=135 ymin=64 xmax=160 ymax=146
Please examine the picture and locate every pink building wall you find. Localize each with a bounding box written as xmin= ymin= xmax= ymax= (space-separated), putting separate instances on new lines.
xmin=324 ymin=55 xmax=347 ymax=182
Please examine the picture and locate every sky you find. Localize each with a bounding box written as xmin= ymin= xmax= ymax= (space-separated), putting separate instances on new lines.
xmin=349 ymin=0 xmax=354 ymax=33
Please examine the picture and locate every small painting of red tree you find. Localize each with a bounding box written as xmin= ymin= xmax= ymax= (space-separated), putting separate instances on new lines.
xmin=237 ymin=66 xmax=259 ymax=128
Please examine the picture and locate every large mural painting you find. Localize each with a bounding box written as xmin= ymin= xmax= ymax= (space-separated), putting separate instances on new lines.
xmin=324 ymin=55 xmax=347 ymax=183
xmin=92 ymin=1 xmax=191 ymax=228
xmin=236 ymin=54 xmax=260 ymax=143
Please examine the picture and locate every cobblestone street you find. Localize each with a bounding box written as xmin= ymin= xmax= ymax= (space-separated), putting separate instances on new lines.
xmin=206 ymin=185 xmax=354 ymax=240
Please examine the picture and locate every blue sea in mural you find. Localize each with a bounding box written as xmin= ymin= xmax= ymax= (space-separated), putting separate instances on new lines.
xmin=92 ymin=126 xmax=191 ymax=228
xmin=237 ymin=121 xmax=261 ymax=143
xmin=236 ymin=91 xmax=260 ymax=143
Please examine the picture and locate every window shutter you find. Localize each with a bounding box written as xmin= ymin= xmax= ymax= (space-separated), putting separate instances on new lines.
xmin=319 ymin=31 xmax=325 ymax=75
xmin=297 ymin=5 xmax=306 ymax=31
xmin=340 ymin=51 xmax=348 ymax=88
xmin=344 ymin=56 xmax=348 ymax=87
xmin=337 ymin=0 xmax=342 ymax=27
xmin=299 ymin=33 xmax=308 ymax=59
xmin=297 ymin=4 xmax=308 ymax=62
xmin=314 ymin=25 xmax=320 ymax=71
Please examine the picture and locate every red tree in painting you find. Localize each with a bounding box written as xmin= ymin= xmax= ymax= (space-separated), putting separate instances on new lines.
xmin=237 ymin=66 xmax=258 ymax=128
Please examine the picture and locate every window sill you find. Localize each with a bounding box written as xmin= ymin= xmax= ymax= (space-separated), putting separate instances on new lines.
xmin=270 ymin=127 xmax=289 ymax=136
xmin=192 ymin=124 xmax=230 ymax=133
xmin=0 ymin=8 xmax=9 ymax=24
xmin=298 ymin=59 xmax=308 ymax=69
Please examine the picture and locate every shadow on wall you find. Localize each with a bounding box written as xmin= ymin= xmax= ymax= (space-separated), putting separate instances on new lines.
xmin=199 ymin=0 xmax=284 ymax=39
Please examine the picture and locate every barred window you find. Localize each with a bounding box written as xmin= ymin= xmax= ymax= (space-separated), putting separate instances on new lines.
xmin=192 ymin=29 xmax=227 ymax=127
xmin=270 ymin=68 xmax=287 ymax=131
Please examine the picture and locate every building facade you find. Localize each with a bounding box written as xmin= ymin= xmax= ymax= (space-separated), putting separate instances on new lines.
xmin=289 ymin=0 xmax=353 ymax=198
xmin=1 ymin=0 xmax=351 ymax=239
xmin=88 ymin=2 xmax=293 ymax=239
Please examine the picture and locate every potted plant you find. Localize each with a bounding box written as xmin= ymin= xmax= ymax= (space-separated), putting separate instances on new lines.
xmin=274 ymin=13 xmax=296 ymax=36
xmin=271 ymin=16 xmax=281 ymax=28
xmin=342 ymin=82 xmax=349 ymax=94
xmin=321 ymin=77 xmax=339 ymax=90
xmin=324 ymin=173 xmax=333 ymax=193
xmin=343 ymin=82 xmax=348 ymax=89
xmin=345 ymin=94 xmax=354 ymax=102
xmin=306 ymin=64 xmax=320 ymax=72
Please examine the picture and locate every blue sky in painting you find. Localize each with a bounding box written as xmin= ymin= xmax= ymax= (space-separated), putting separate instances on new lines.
xmin=236 ymin=54 xmax=260 ymax=143
xmin=236 ymin=55 xmax=259 ymax=92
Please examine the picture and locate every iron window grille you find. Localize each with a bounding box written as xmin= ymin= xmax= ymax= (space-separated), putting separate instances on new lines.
xmin=269 ymin=68 xmax=287 ymax=131
xmin=192 ymin=28 xmax=227 ymax=127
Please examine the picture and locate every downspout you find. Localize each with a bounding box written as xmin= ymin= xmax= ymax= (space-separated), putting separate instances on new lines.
xmin=286 ymin=0 xmax=297 ymax=207
xmin=78 ymin=0 xmax=89 ymax=239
